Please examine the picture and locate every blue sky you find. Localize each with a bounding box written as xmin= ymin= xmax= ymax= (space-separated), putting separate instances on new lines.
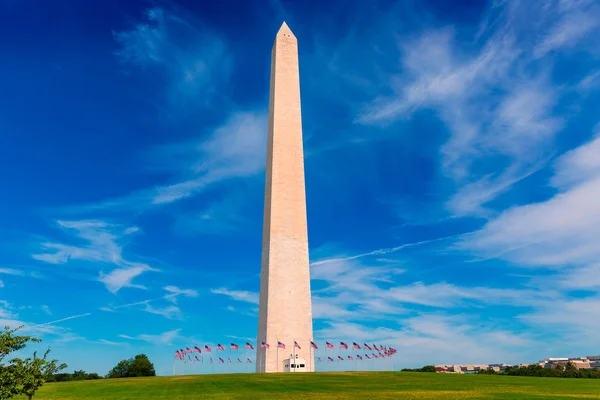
xmin=1 ymin=0 xmax=600 ymax=375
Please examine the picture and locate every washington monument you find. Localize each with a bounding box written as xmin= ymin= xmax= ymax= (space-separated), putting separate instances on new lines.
xmin=256 ymin=22 xmax=314 ymax=373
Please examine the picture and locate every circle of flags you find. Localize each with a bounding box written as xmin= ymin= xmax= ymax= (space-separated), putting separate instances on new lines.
xmin=172 ymin=340 xmax=398 ymax=374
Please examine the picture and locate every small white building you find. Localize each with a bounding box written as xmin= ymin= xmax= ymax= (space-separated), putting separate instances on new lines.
xmin=282 ymin=356 xmax=307 ymax=372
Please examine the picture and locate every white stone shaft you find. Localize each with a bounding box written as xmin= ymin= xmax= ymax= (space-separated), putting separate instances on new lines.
xmin=256 ymin=22 xmax=314 ymax=373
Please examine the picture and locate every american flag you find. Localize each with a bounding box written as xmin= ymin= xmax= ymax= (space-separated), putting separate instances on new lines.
xmin=373 ymin=354 xmax=378 ymax=359
xmin=352 ymin=342 xmax=361 ymax=349
xmin=228 ymin=358 xmax=232 ymax=363
xmin=340 ymin=342 xmax=348 ymax=349
xmin=310 ymin=341 xmax=318 ymax=349
xmin=194 ymin=356 xmax=200 ymax=362
xmin=194 ymin=346 xmax=202 ymax=353
xmin=217 ymin=344 xmax=225 ymax=351
xmin=373 ymin=344 xmax=380 ymax=351
xmin=175 ymin=351 xmax=183 ymax=360
xmin=186 ymin=347 xmax=193 ymax=353
xmin=230 ymin=343 xmax=239 ymax=351
xmin=327 ymin=357 xmax=334 ymax=362
xmin=318 ymin=357 xmax=323 ymax=362
xmin=338 ymin=355 xmax=344 ymax=361
xmin=245 ymin=342 xmax=254 ymax=350
xmin=294 ymin=341 xmax=301 ymax=349
xmin=188 ymin=355 xmax=192 ymax=361
xmin=348 ymin=356 xmax=353 ymax=360
xmin=364 ymin=343 xmax=372 ymax=350
xmin=326 ymin=341 xmax=334 ymax=349
xmin=218 ymin=358 xmax=224 ymax=363
xmin=204 ymin=345 xmax=212 ymax=352
xmin=247 ymin=358 xmax=252 ymax=363
xmin=261 ymin=342 xmax=270 ymax=349
xmin=237 ymin=358 xmax=242 ymax=363
xmin=365 ymin=354 xmax=371 ymax=359
xmin=357 ymin=355 xmax=363 ymax=360
xmin=277 ymin=341 xmax=285 ymax=349
xmin=379 ymin=353 xmax=384 ymax=358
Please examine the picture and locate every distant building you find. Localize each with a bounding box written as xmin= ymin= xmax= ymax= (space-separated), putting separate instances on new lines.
xmin=587 ymin=356 xmax=600 ymax=369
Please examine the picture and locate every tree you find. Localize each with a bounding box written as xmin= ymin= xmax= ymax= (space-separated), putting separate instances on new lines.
xmin=106 ymin=354 xmax=155 ymax=378
xmin=10 ymin=349 xmax=67 ymax=400
xmin=0 ymin=325 xmax=66 ymax=400
xmin=1 ymin=326 xmax=42 ymax=400
xmin=128 ymin=354 xmax=155 ymax=377
xmin=0 ymin=326 xmax=41 ymax=364
xmin=0 ymin=364 xmax=20 ymax=400
xmin=421 ymin=365 xmax=436 ymax=372
xmin=106 ymin=359 xmax=132 ymax=378
xmin=71 ymin=369 xmax=87 ymax=380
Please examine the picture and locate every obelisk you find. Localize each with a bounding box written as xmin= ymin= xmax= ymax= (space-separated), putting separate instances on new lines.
xmin=256 ymin=22 xmax=314 ymax=373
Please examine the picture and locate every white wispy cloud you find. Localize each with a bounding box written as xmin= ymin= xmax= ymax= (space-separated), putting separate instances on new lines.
xmin=0 ymin=267 xmax=25 ymax=275
xmin=533 ymin=0 xmax=600 ymax=58
xmin=41 ymin=305 xmax=52 ymax=315
xmin=315 ymin=315 xmax=535 ymax=368
xmin=0 ymin=301 xmax=84 ymax=343
xmin=99 ymin=286 xmax=198 ymax=321
xmin=310 ymin=233 xmax=466 ymax=267
xmin=210 ymin=288 xmax=259 ymax=304
xmin=118 ymin=328 xmax=181 ymax=345
xmin=462 ymin=137 xmax=600 ymax=269
xmin=163 ymin=285 xmax=198 ymax=302
xmin=460 ymin=133 xmax=600 ymax=340
xmin=98 ymin=264 xmax=156 ymax=293
xmin=143 ymin=304 xmax=182 ymax=320
xmin=34 ymin=312 xmax=92 ymax=327
xmin=32 ymin=219 xmax=156 ymax=293
xmin=114 ymin=6 xmax=231 ymax=111
xmin=146 ymin=110 xmax=267 ymax=205
xmin=99 ymin=339 xmax=122 ymax=345
xmin=356 ymin=1 xmax=600 ymax=217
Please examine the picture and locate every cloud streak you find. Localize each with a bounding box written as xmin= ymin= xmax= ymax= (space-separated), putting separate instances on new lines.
xmin=356 ymin=1 xmax=600 ymax=217
xmin=32 ymin=220 xmax=156 ymax=293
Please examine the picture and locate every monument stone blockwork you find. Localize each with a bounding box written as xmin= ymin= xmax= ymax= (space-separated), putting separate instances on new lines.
xmin=256 ymin=22 xmax=314 ymax=373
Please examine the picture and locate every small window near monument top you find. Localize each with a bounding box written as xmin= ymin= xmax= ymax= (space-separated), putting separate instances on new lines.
xmin=300 ymin=364 xmax=305 ymax=367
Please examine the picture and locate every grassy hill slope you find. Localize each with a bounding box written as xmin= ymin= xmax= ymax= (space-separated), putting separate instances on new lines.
xmin=27 ymin=372 xmax=600 ymax=400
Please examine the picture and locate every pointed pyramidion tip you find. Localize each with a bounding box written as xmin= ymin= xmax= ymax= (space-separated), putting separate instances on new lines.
xmin=276 ymin=21 xmax=295 ymax=39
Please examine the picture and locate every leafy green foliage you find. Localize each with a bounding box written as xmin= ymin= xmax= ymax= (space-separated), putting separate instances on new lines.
xmin=0 ymin=364 xmax=20 ymax=400
xmin=0 ymin=326 xmax=41 ymax=364
xmin=0 ymin=325 xmax=67 ymax=400
xmin=480 ymin=363 xmax=600 ymax=378
xmin=47 ymin=369 xmax=103 ymax=382
xmin=106 ymin=354 xmax=155 ymax=378
xmin=401 ymin=365 xmax=436 ymax=372
xmin=10 ymin=349 xmax=67 ymax=400
xmin=128 ymin=354 xmax=156 ymax=377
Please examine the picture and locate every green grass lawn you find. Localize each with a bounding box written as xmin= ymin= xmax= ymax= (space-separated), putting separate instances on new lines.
xmin=27 ymin=372 xmax=600 ymax=400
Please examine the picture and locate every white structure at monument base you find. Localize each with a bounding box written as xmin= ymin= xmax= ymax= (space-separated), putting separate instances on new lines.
xmin=282 ymin=356 xmax=307 ymax=372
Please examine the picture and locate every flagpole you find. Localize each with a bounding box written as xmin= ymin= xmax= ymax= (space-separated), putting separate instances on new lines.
xmin=325 ymin=344 xmax=327 ymax=373
xmin=276 ymin=338 xmax=279 ymax=373
xmin=309 ymin=340 xmax=312 ymax=373
xmin=293 ymin=338 xmax=296 ymax=372
xmin=244 ymin=346 xmax=247 ymax=374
